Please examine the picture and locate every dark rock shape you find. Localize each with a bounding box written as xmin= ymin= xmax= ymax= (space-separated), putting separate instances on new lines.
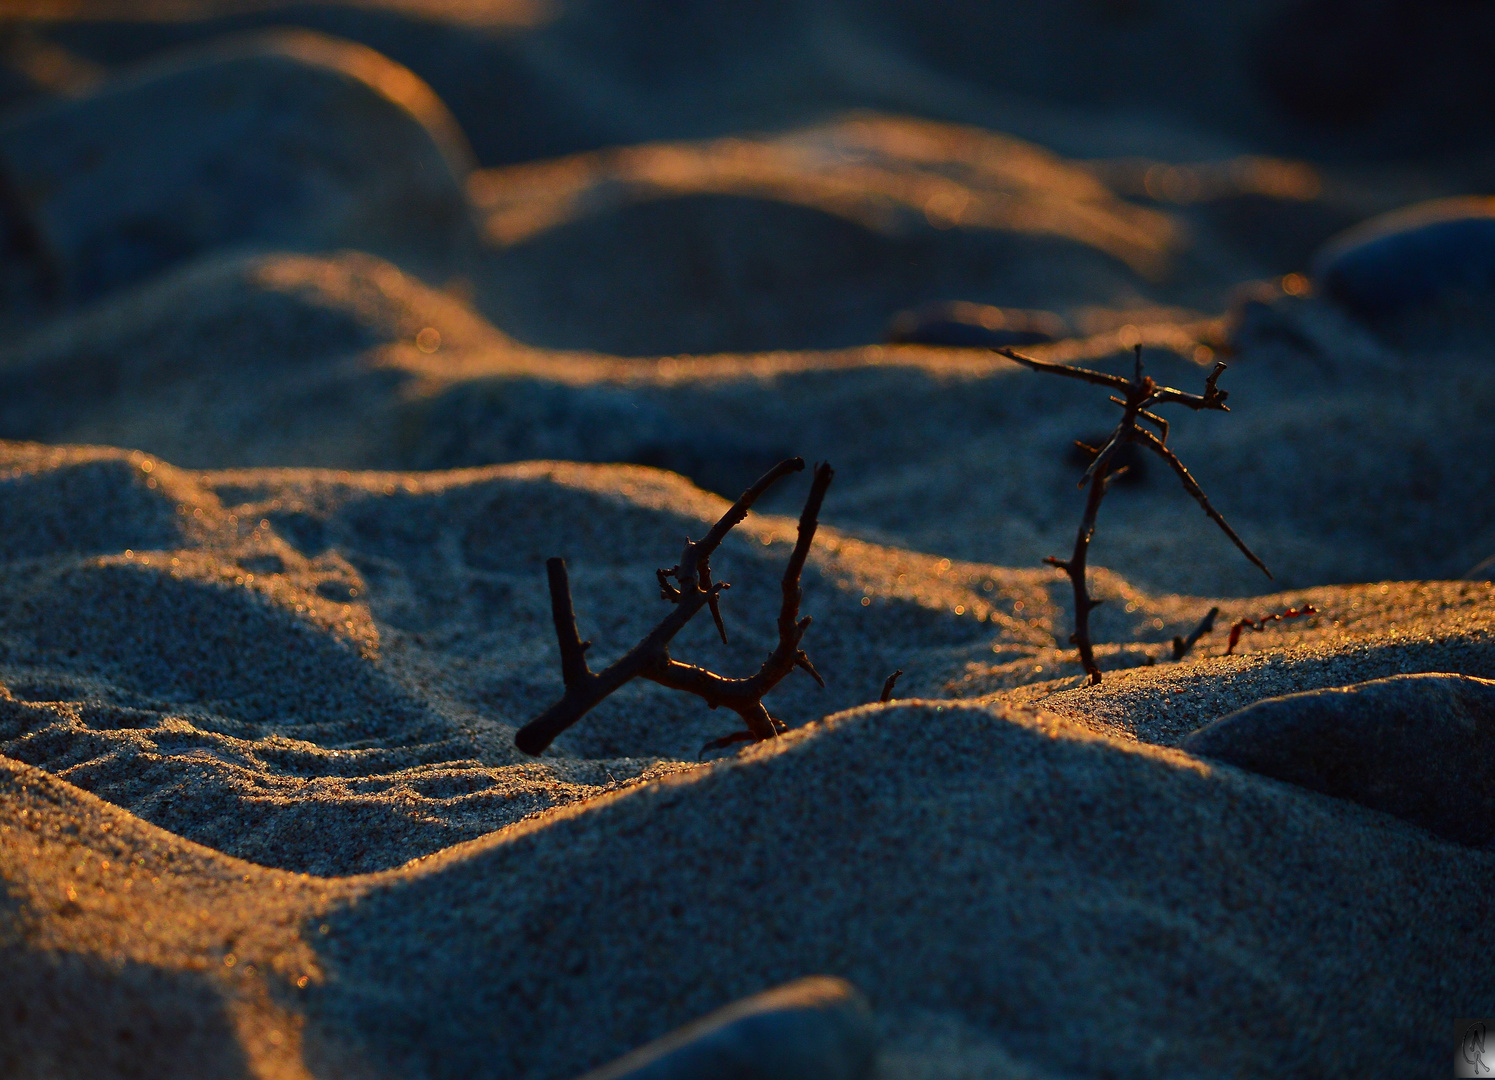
xmin=887 ymin=301 xmax=1066 ymax=348
xmin=1182 ymin=673 xmax=1495 ymax=846
xmin=575 ymin=975 xmax=877 ymax=1080
xmin=0 ymin=28 xmax=474 ymax=303
xmin=1312 ymin=197 xmax=1495 ymax=322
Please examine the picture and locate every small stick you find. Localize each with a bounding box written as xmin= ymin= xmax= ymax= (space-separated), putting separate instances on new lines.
xmin=1171 ymin=606 xmax=1220 ymax=661
xmin=516 ymin=459 xmax=833 ymax=756
xmin=879 ymin=669 xmax=903 ymax=702
xmin=1225 ymin=604 xmax=1317 ymax=655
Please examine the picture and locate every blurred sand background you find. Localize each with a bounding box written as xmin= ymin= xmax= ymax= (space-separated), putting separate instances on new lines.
xmin=0 ymin=2 xmax=1493 ymax=1077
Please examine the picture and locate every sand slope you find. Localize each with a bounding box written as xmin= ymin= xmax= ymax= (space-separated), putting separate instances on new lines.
xmin=5 ymin=242 xmax=1493 ymax=596
xmin=0 ymin=439 xmax=1491 ymax=1077
xmin=5 ymin=692 xmax=1493 ymax=1079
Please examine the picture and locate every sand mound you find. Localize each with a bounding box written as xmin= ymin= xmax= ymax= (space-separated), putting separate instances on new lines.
xmin=0 ymin=443 xmax=1044 ymax=873
xmin=469 ymin=116 xmax=1179 ymax=355
xmin=316 ymin=698 xmax=1493 ymax=1079
xmin=0 ymin=447 xmax=187 ymax=558
xmin=0 ymin=448 xmax=731 ymax=875
xmin=0 ymin=250 xmax=520 ymax=469
xmin=0 ymin=439 xmax=1491 ymax=889
xmin=420 ymin=324 xmax=1495 ymax=595
xmin=6 ymin=693 xmax=1490 ymax=1078
xmin=0 ymin=27 xmax=473 ymax=306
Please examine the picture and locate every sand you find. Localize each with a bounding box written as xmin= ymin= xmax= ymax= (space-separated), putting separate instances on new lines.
xmin=1 ymin=440 xmax=1492 ymax=1078
xmin=3 ymin=4 xmax=1495 ymax=1078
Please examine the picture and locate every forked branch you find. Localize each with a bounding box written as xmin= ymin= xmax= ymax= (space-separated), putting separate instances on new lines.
xmin=515 ymin=459 xmax=834 ymax=756
xmin=998 ymin=344 xmax=1270 ymax=684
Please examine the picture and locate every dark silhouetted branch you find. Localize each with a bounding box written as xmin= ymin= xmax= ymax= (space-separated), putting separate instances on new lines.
xmin=997 ymin=344 xmax=1270 ymax=685
xmin=1043 ymin=443 xmax=1120 ymax=682
xmin=548 ymin=558 xmax=592 ymax=688
xmin=879 ymin=670 xmax=903 ymax=702
xmin=516 ymin=459 xmax=834 ymax=756
xmin=1171 ymin=606 xmax=1220 ymax=660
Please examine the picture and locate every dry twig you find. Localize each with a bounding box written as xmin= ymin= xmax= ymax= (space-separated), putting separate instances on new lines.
xmin=880 ymin=669 xmax=903 ymax=702
xmin=515 ymin=458 xmax=833 ymax=756
xmin=997 ymin=344 xmax=1271 ymax=684
xmin=1171 ymin=606 xmax=1221 ymax=661
xmin=1225 ymin=604 xmax=1316 ymax=655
